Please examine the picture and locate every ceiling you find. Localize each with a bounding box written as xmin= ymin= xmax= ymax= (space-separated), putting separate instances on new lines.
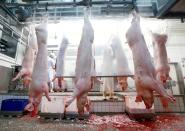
xmin=0 ymin=0 xmax=185 ymax=23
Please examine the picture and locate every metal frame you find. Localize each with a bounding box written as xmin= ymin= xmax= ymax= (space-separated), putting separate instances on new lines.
xmin=156 ymin=0 xmax=178 ymax=18
xmin=163 ymin=12 xmax=185 ymax=19
xmin=1 ymin=0 xmax=136 ymax=23
xmin=4 ymin=1 xmax=134 ymax=7
xmin=155 ymin=0 xmax=185 ymax=19
xmin=174 ymin=63 xmax=185 ymax=107
xmin=1 ymin=0 xmax=185 ymax=23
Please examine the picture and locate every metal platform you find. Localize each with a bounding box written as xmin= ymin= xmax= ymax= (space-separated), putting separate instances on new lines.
xmin=125 ymin=96 xmax=155 ymax=120
xmin=39 ymin=92 xmax=125 ymax=119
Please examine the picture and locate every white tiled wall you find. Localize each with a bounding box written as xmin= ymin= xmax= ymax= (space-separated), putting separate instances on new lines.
xmin=41 ymin=96 xmax=65 ymax=113
xmin=90 ymin=101 xmax=125 ymax=113
xmin=0 ymin=94 xmax=184 ymax=114
xmin=154 ymin=96 xmax=185 ymax=113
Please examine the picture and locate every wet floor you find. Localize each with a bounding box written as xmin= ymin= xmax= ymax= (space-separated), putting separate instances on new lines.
xmin=0 ymin=114 xmax=185 ymax=131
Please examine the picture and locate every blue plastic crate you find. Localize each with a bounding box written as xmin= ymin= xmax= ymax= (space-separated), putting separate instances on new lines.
xmin=1 ymin=99 xmax=28 ymax=112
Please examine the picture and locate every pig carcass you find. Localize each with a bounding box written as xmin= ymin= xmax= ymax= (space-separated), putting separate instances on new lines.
xmin=101 ymin=46 xmax=114 ymax=99
xmin=12 ymin=26 xmax=38 ymax=88
xmin=53 ymin=37 xmax=69 ymax=90
xmin=151 ymin=32 xmax=170 ymax=83
xmin=29 ymin=26 xmax=38 ymax=51
xmin=65 ymin=11 xmax=94 ymax=115
xmin=151 ymin=32 xmax=172 ymax=107
xmin=24 ymin=23 xmax=51 ymax=115
xmin=110 ymin=36 xmax=132 ymax=91
xmin=125 ymin=12 xmax=175 ymax=109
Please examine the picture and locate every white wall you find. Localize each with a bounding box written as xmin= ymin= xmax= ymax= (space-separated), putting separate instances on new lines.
xmin=166 ymin=20 xmax=185 ymax=62
xmin=47 ymin=18 xmax=185 ymax=77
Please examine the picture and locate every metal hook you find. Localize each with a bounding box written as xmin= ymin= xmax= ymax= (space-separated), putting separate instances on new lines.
xmin=45 ymin=2 xmax=48 ymax=12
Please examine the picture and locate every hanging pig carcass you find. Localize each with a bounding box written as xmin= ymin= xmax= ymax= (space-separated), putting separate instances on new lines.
xmin=151 ymin=32 xmax=172 ymax=107
xmin=24 ymin=23 xmax=51 ymax=116
xmin=110 ymin=36 xmax=132 ymax=91
xmin=151 ymin=32 xmax=170 ymax=83
xmin=101 ymin=46 xmax=114 ymax=99
xmin=125 ymin=12 xmax=175 ymax=109
xmin=65 ymin=11 xmax=94 ymax=115
xmin=12 ymin=26 xmax=38 ymax=88
xmin=53 ymin=37 xmax=69 ymax=91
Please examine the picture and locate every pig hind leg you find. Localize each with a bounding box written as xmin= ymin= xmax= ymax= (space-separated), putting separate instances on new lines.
xmin=102 ymin=84 xmax=107 ymax=100
xmin=156 ymin=71 xmax=168 ymax=83
xmin=135 ymin=82 xmax=154 ymax=108
xmin=31 ymin=93 xmax=43 ymax=116
xmin=12 ymin=69 xmax=27 ymax=81
xmin=65 ymin=84 xmax=81 ymax=107
xmin=42 ymin=83 xmax=51 ymax=101
xmin=109 ymin=85 xmax=114 ymax=99
xmin=24 ymin=103 xmax=34 ymax=112
xmin=151 ymin=80 xmax=175 ymax=103
xmin=141 ymin=76 xmax=175 ymax=107
xmin=103 ymin=91 xmax=107 ymax=100
xmin=24 ymin=92 xmax=35 ymax=112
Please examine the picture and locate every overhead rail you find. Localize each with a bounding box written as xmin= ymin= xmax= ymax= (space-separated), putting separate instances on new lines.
xmin=4 ymin=0 xmax=134 ymax=7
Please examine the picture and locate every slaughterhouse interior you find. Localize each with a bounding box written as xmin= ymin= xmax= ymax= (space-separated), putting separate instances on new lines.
xmin=0 ymin=0 xmax=185 ymax=130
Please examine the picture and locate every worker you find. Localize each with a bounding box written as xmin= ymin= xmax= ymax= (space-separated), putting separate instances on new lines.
xmin=47 ymin=53 xmax=55 ymax=92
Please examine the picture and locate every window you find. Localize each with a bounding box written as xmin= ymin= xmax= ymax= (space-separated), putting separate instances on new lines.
xmin=0 ymin=26 xmax=18 ymax=58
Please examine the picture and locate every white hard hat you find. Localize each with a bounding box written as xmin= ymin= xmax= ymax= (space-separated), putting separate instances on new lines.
xmin=49 ymin=53 xmax=55 ymax=58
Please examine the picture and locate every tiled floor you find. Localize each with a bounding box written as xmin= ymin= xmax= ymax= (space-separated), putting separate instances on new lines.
xmin=0 ymin=114 xmax=185 ymax=131
xmin=88 ymin=114 xmax=185 ymax=131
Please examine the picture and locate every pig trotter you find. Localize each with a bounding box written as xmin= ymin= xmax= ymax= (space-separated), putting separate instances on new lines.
xmin=24 ymin=103 xmax=34 ymax=112
xmin=42 ymin=84 xmax=51 ymax=101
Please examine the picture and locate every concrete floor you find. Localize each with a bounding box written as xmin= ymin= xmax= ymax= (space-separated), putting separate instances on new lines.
xmin=0 ymin=114 xmax=185 ymax=131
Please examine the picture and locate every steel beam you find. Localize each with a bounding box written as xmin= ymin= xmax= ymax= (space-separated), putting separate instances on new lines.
xmin=0 ymin=4 xmax=22 ymax=24
xmin=163 ymin=12 xmax=185 ymax=19
xmin=4 ymin=1 xmax=134 ymax=7
xmin=156 ymin=0 xmax=179 ymax=18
